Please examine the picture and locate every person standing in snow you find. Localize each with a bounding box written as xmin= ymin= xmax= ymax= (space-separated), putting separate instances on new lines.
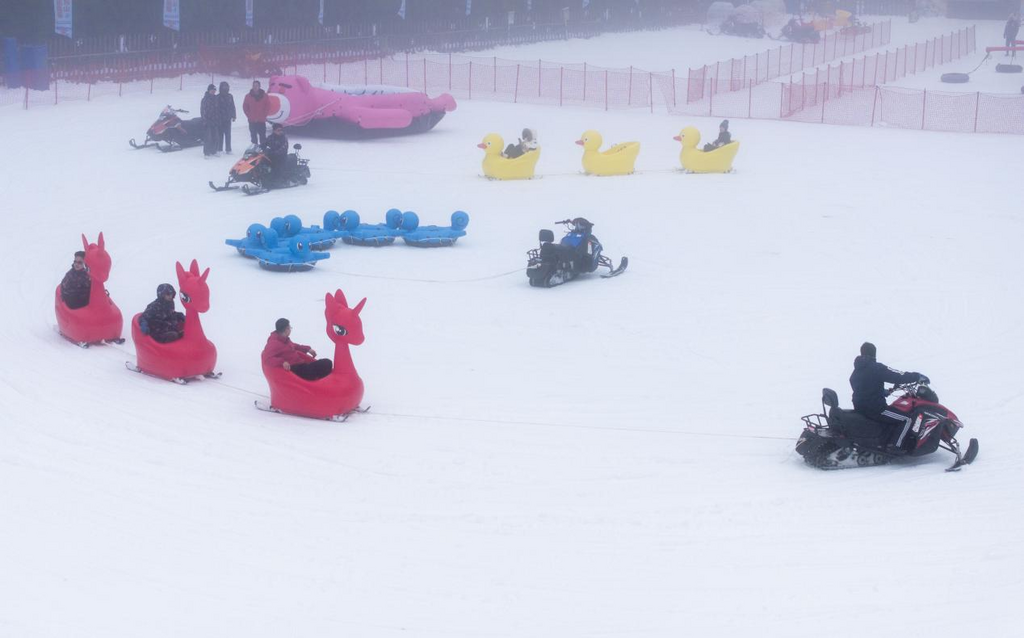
xmin=217 ymin=81 xmax=237 ymax=154
xmin=1004 ymin=13 xmax=1020 ymax=57
xmin=60 ymin=250 xmax=91 ymax=309
xmin=243 ymin=80 xmax=269 ymax=146
xmin=850 ymin=342 xmax=929 ymax=452
xmin=141 ymin=284 xmax=186 ymax=343
xmin=200 ymin=84 xmax=219 ymax=157
xmin=261 ymin=318 xmax=332 ymax=381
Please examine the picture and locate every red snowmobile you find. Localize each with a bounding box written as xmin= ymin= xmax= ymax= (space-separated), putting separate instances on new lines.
xmin=129 ymin=106 xmax=205 ymax=152
xmin=796 ymin=380 xmax=979 ymax=472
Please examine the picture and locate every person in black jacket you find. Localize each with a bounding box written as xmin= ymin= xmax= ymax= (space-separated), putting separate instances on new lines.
xmin=217 ymin=81 xmax=237 ymax=154
xmin=1005 ymin=13 xmax=1021 ymax=57
xmin=849 ymin=342 xmax=928 ymax=451
xmin=60 ymin=250 xmax=91 ymax=309
xmin=264 ymin=123 xmax=289 ymax=180
xmin=703 ymin=120 xmax=732 ymax=152
xmin=200 ymin=84 xmax=219 ymax=157
xmin=141 ymin=283 xmax=185 ymax=343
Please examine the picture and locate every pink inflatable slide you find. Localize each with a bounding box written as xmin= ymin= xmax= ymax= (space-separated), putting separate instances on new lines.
xmin=265 ymin=75 xmax=457 ymax=138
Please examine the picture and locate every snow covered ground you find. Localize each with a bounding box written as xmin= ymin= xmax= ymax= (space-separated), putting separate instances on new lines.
xmin=2 ymin=22 xmax=1023 ymax=638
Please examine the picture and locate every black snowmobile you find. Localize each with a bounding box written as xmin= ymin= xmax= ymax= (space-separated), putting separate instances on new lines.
xmin=779 ymin=19 xmax=821 ymax=43
xmin=129 ymin=106 xmax=205 ymax=151
xmin=526 ymin=218 xmax=627 ymax=288
xmin=796 ymin=381 xmax=979 ymax=472
xmin=719 ymin=16 xmax=766 ymax=38
xmin=209 ymin=143 xmax=311 ymax=195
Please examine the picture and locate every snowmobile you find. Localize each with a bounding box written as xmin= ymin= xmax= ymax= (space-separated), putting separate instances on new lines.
xmin=796 ymin=380 xmax=979 ymax=472
xmin=129 ymin=106 xmax=204 ymax=151
xmin=778 ymin=20 xmax=820 ymax=43
xmin=526 ymin=217 xmax=627 ymax=288
xmin=719 ymin=16 xmax=766 ymax=38
xmin=209 ymin=143 xmax=311 ymax=195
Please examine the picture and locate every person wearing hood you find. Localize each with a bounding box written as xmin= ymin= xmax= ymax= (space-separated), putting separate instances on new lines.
xmin=703 ymin=120 xmax=732 ymax=152
xmin=243 ymin=80 xmax=269 ymax=146
xmin=141 ymin=284 xmax=186 ymax=343
xmin=849 ymin=342 xmax=928 ymax=451
xmin=217 ymin=81 xmax=237 ymax=154
xmin=200 ymin=84 xmax=219 ymax=157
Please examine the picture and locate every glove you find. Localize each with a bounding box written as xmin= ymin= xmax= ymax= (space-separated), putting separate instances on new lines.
xmin=918 ymin=374 xmax=930 ymax=384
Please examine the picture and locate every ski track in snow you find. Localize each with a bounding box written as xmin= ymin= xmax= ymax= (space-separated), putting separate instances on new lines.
xmin=1 ymin=17 xmax=1022 ymax=638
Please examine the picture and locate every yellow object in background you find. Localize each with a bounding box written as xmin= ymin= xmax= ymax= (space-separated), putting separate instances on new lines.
xmin=575 ymin=130 xmax=640 ymax=176
xmin=673 ymin=126 xmax=740 ymax=174
xmin=477 ymin=133 xmax=541 ymax=180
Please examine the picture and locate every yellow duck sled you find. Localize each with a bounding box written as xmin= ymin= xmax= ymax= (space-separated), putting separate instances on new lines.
xmin=478 ymin=133 xmax=541 ymax=180
xmin=673 ymin=126 xmax=740 ymax=174
xmin=575 ymin=130 xmax=640 ymax=176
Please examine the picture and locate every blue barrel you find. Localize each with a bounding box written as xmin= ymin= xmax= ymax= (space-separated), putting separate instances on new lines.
xmin=2 ymin=38 xmax=20 ymax=89
xmin=19 ymin=45 xmax=49 ymax=91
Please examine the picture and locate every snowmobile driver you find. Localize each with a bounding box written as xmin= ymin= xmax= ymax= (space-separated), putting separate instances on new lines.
xmin=850 ymin=342 xmax=929 ymax=452
xmin=263 ymin=123 xmax=289 ymax=182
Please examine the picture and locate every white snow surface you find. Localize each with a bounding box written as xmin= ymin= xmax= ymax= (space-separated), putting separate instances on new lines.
xmin=2 ymin=24 xmax=1024 ymax=638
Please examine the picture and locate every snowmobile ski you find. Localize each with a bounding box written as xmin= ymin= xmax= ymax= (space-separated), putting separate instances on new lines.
xmin=128 ymin=138 xmax=154 ymax=150
xmin=601 ymin=257 xmax=629 ymax=278
xmin=254 ymin=400 xmax=370 ymax=422
xmin=946 ymin=438 xmax=979 ymax=472
xmin=209 ymin=181 xmax=239 ymax=192
xmin=242 ymin=184 xmax=268 ymax=196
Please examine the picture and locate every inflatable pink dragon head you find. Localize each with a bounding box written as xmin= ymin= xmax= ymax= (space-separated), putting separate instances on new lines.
xmin=324 ymin=289 xmax=366 ymax=347
xmin=175 ymin=259 xmax=211 ymax=314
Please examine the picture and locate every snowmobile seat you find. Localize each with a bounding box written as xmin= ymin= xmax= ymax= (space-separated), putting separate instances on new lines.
xmin=821 ymin=388 xmax=887 ymax=443
xmin=539 ymin=229 xmax=555 ymax=244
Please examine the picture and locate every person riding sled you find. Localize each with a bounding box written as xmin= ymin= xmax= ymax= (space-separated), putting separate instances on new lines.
xmin=60 ymin=250 xmax=91 ymax=309
xmin=849 ymin=342 xmax=929 ymax=453
xmin=503 ymin=128 xmax=538 ymax=159
xmin=702 ymin=120 xmax=731 ymax=152
xmin=261 ymin=318 xmax=333 ymax=381
xmin=141 ymin=283 xmax=185 ymax=343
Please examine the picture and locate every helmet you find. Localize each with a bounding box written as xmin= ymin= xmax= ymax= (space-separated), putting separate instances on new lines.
xmin=157 ymin=283 xmax=176 ymax=298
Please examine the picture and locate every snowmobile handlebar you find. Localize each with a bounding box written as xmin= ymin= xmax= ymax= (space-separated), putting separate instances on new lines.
xmin=886 ymin=377 xmax=930 ymax=397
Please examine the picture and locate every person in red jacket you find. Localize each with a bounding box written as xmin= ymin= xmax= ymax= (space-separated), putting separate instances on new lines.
xmin=261 ymin=318 xmax=333 ymax=381
xmin=243 ymin=80 xmax=269 ymax=146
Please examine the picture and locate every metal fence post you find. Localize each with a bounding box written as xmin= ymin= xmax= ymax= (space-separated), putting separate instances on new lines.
xmin=514 ymin=64 xmax=520 ymax=103
xmin=921 ymin=89 xmax=927 ymax=130
xmin=494 ymin=56 xmax=497 ymax=93
xmin=559 ymin=66 xmax=563 ymax=106
xmin=604 ymin=69 xmax=608 ymax=111
xmin=870 ymin=86 xmax=878 ymax=126
xmin=973 ymin=91 xmax=980 ymax=132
